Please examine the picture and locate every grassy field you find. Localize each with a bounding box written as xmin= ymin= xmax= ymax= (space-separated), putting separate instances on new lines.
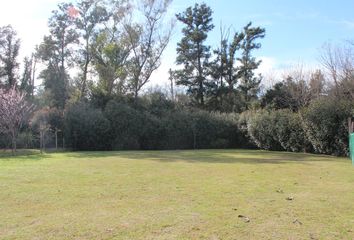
xmin=0 ymin=150 xmax=353 ymax=239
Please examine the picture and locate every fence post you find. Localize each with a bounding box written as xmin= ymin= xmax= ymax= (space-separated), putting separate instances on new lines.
xmin=349 ymin=118 xmax=354 ymax=165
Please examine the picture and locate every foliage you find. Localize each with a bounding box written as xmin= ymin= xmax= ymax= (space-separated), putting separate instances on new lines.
xmin=244 ymin=110 xmax=309 ymax=152
xmin=1 ymin=2 xmax=354 ymax=158
xmin=261 ymin=82 xmax=293 ymax=110
xmin=0 ymin=25 xmax=20 ymax=87
xmin=237 ymin=23 xmax=265 ymax=110
xmin=104 ymin=100 xmax=143 ymax=150
xmin=273 ymin=110 xmax=309 ymax=152
xmin=302 ymin=98 xmax=353 ymax=156
xmin=37 ymin=2 xmax=78 ymax=109
xmin=91 ymin=30 xmax=130 ymax=96
xmin=246 ymin=110 xmax=282 ymax=150
xmin=64 ymin=102 xmax=111 ymax=150
xmin=124 ymin=0 xmax=173 ymax=100
xmin=174 ymin=3 xmax=214 ymax=107
xmin=74 ymin=0 xmax=111 ymax=98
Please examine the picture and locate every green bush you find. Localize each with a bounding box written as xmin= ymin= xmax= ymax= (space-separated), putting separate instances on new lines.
xmin=247 ymin=110 xmax=282 ymax=150
xmin=244 ymin=110 xmax=309 ymax=152
xmin=302 ymin=98 xmax=353 ymax=156
xmin=0 ymin=134 xmax=11 ymax=149
xmin=104 ymin=100 xmax=143 ymax=150
xmin=64 ymin=102 xmax=111 ymax=150
xmin=161 ymin=110 xmax=195 ymax=149
xmin=274 ymin=110 xmax=309 ymax=152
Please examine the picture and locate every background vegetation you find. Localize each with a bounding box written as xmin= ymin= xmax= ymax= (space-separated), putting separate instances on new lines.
xmin=0 ymin=0 xmax=354 ymax=156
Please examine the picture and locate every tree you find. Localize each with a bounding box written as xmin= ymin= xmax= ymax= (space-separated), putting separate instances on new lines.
xmin=237 ymin=22 xmax=265 ymax=109
xmin=92 ymin=29 xmax=131 ymax=96
xmin=0 ymin=87 xmax=34 ymax=154
xmin=31 ymin=108 xmax=51 ymax=153
xmin=74 ymin=0 xmax=111 ymax=98
xmin=261 ymin=82 xmax=293 ymax=110
xmin=174 ymin=3 xmax=214 ymax=107
xmin=124 ymin=0 xmax=173 ymax=101
xmin=309 ymin=69 xmax=326 ymax=99
xmin=37 ymin=3 xmax=78 ymax=108
xmin=168 ymin=68 xmax=175 ymax=101
xmin=320 ymin=43 xmax=354 ymax=100
xmin=0 ymin=25 xmax=20 ymax=87
xmin=210 ymin=26 xmax=244 ymax=111
xmin=282 ymin=68 xmax=314 ymax=111
xmin=20 ymin=56 xmax=35 ymax=96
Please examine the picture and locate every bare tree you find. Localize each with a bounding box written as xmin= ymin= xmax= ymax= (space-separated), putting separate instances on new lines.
xmin=282 ymin=66 xmax=312 ymax=109
xmin=124 ymin=0 xmax=174 ymax=101
xmin=168 ymin=68 xmax=175 ymax=101
xmin=0 ymin=87 xmax=34 ymax=154
xmin=31 ymin=108 xmax=51 ymax=154
xmin=320 ymin=42 xmax=354 ymax=100
xmin=309 ymin=69 xmax=326 ymax=99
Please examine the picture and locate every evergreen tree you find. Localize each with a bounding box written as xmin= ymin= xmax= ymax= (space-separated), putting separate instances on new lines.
xmin=37 ymin=3 xmax=79 ymax=109
xmin=237 ymin=22 xmax=265 ymax=109
xmin=174 ymin=3 xmax=214 ymax=107
xmin=210 ymin=28 xmax=244 ymax=111
xmin=0 ymin=25 xmax=20 ymax=87
xmin=20 ymin=57 xmax=34 ymax=96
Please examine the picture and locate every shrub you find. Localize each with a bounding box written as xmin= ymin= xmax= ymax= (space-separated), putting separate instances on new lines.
xmin=104 ymin=100 xmax=144 ymax=150
xmin=161 ymin=110 xmax=195 ymax=149
xmin=302 ymin=98 xmax=353 ymax=156
xmin=64 ymin=102 xmax=111 ymax=150
xmin=246 ymin=110 xmax=282 ymax=150
xmin=242 ymin=110 xmax=313 ymax=152
xmin=274 ymin=110 xmax=309 ymax=152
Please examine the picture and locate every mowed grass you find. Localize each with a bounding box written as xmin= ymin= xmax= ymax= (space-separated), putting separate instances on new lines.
xmin=0 ymin=150 xmax=354 ymax=240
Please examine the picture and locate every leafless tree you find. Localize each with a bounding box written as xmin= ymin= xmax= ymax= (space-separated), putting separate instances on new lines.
xmin=320 ymin=42 xmax=354 ymax=100
xmin=0 ymin=87 xmax=34 ymax=153
xmin=124 ymin=0 xmax=174 ymax=101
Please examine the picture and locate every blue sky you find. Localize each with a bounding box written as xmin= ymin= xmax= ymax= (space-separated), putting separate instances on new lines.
xmin=163 ymin=0 xmax=354 ymax=76
xmin=1 ymin=0 xmax=354 ymax=87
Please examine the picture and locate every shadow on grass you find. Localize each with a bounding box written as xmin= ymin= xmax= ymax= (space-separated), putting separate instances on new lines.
xmin=0 ymin=149 xmax=52 ymax=161
xmin=65 ymin=149 xmax=344 ymax=165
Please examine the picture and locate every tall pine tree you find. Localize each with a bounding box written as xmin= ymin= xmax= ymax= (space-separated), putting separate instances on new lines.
xmin=237 ymin=22 xmax=265 ymax=109
xmin=174 ymin=3 xmax=214 ymax=107
xmin=37 ymin=3 xmax=78 ymax=109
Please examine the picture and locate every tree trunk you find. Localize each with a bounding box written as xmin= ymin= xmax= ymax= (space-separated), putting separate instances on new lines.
xmin=199 ymin=77 xmax=204 ymax=106
xmin=55 ymin=128 xmax=58 ymax=150
xmin=196 ymin=42 xmax=204 ymax=107
xmin=40 ymin=131 xmax=42 ymax=154
xmin=11 ymin=130 xmax=15 ymax=155
xmin=43 ymin=131 xmax=46 ymax=152
xmin=134 ymin=88 xmax=139 ymax=106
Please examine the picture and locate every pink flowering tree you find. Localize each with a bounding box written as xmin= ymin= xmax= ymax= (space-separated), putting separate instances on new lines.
xmin=0 ymin=87 xmax=34 ymax=153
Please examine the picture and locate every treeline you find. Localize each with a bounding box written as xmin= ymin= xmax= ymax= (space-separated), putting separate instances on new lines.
xmin=0 ymin=1 xmax=354 ymax=156
xmin=63 ymin=95 xmax=251 ymax=150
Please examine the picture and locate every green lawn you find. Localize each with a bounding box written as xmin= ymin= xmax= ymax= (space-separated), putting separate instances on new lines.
xmin=0 ymin=150 xmax=353 ymax=239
